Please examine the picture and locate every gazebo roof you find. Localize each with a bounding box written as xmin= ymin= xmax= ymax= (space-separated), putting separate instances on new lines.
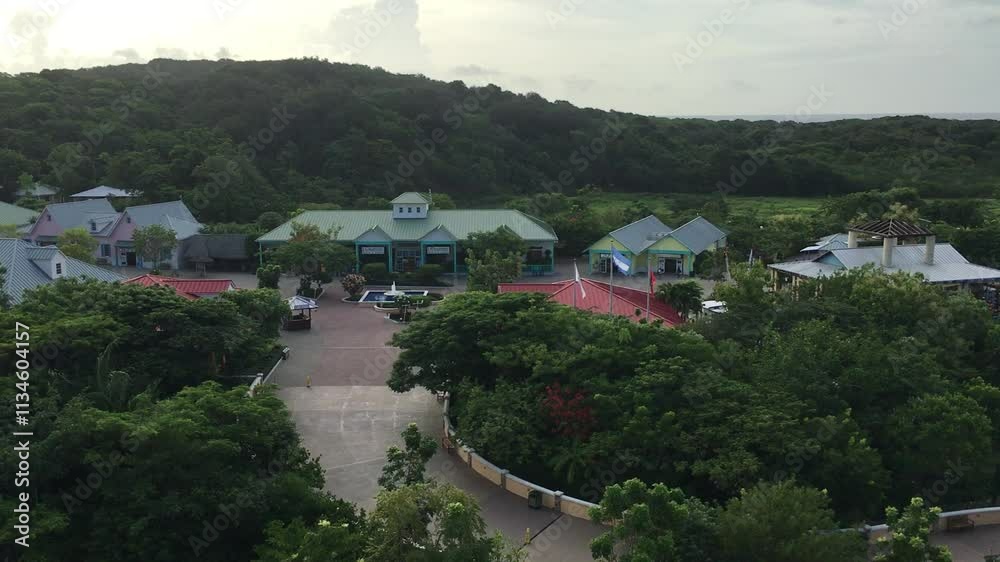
xmin=848 ymin=219 xmax=933 ymax=238
xmin=287 ymin=295 xmax=319 ymax=311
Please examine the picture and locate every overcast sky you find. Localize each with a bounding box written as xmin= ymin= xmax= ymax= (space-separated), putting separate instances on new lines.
xmin=2 ymin=0 xmax=998 ymax=116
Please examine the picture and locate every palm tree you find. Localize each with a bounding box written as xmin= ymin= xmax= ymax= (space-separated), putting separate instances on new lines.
xmin=655 ymin=281 xmax=704 ymax=320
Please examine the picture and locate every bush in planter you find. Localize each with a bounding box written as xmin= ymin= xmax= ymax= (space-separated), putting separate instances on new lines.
xmin=362 ymin=263 xmax=390 ymax=282
xmin=414 ymin=264 xmax=443 ymax=284
xmin=257 ymin=264 xmax=282 ymax=289
xmin=341 ymin=274 xmax=366 ymax=298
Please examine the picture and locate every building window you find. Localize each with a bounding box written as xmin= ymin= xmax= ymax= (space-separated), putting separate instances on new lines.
xmin=126 ymin=216 xmax=131 ymax=224
xmin=90 ymin=221 xmax=97 ymax=232
xmin=100 ymin=244 xmax=111 ymax=257
xmin=55 ymin=262 xmax=62 ymax=275
xmin=47 ymin=214 xmax=51 ymax=221
xmin=398 ymin=207 xmax=403 ymax=213
xmin=408 ymin=207 xmax=413 ymax=213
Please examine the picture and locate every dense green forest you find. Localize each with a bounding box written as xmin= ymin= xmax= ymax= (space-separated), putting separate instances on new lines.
xmin=2 ymin=58 xmax=999 ymax=224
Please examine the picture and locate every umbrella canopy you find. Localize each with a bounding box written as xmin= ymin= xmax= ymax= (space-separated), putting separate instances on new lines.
xmin=287 ymin=295 xmax=319 ymax=311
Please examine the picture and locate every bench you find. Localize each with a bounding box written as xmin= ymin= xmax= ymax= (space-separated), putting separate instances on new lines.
xmin=945 ymin=515 xmax=975 ymax=533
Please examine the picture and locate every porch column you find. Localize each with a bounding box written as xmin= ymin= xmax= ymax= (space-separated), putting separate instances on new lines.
xmin=387 ymin=243 xmax=393 ymax=273
xmin=452 ymin=242 xmax=458 ymax=274
xmin=258 ymin=243 xmax=263 ymax=266
xmin=355 ymin=243 xmax=361 ymax=272
xmin=549 ymin=244 xmax=555 ymax=273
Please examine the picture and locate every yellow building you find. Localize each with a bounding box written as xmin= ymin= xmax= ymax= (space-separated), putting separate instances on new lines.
xmin=585 ymin=215 xmax=727 ymax=276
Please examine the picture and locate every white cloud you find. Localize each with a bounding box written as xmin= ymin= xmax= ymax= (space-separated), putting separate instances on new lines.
xmin=0 ymin=0 xmax=997 ymax=114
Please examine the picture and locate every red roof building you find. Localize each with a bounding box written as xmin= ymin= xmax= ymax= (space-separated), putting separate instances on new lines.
xmin=123 ymin=274 xmax=237 ymax=300
xmin=498 ymin=279 xmax=682 ymax=326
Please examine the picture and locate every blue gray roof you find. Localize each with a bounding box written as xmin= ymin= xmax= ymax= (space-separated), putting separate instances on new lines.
xmin=0 ymin=238 xmax=124 ymax=304
xmin=124 ymin=201 xmax=202 ymax=240
xmin=43 ymin=199 xmax=117 ymax=231
xmin=769 ymin=243 xmax=1000 ymax=284
xmin=391 ymin=192 xmax=430 ymax=205
xmin=802 ymin=233 xmax=850 ymax=253
xmin=607 ymin=215 xmax=672 ymax=254
xmin=71 ymin=185 xmax=135 ymax=198
xmin=669 ymin=216 xmax=728 ymax=254
xmin=0 ymin=202 xmax=39 ymax=226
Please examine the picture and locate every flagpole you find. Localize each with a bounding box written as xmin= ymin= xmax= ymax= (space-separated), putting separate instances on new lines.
xmin=609 ymin=241 xmax=614 ymax=315
xmin=573 ymin=258 xmax=578 ymax=308
xmin=646 ymin=253 xmax=651 ymax=320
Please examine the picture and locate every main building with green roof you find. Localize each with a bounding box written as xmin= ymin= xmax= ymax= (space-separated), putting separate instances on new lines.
xmin=256 ymin=193 xmax=558 ymax=275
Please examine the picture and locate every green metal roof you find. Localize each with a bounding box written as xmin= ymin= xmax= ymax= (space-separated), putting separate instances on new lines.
xmin=390 ymin=192 xmax=429 ymax=205
xmin=257 ymin=209 xmax=558 ymax=244
xmin=0 ymin=202 xmax=39 ymax=226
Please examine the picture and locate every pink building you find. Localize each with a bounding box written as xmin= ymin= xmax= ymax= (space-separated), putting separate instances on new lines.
xmin=26 ymin=199 xmax=202 ymax=269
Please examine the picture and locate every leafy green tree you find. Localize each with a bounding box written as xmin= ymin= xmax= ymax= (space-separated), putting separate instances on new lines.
xmin=378 ymin=423 xmax=437 ymax=491
xmin=0 ymin=383 xmax=353 ymax=562
xmin=717 ymin=481 xmax=866 ymax=562
xmin=220 ymin=288 xmax=288 ymax=339
xmin=466 ymin=249 xmax=522 ymax=293
xmin=254 ymin=517 xmax=366 ymax=562
xmin=366 ymin=481 xmax=520 ymax=562
xmin=132 ymin=224 xmax=177 ymax=273
xmin=884 ymin=393 xmax=993 ymax=505
xmin=655 ymin=281 xmax=703 ymax=320
xmin=465 ymin=227 xmax=527 ymax=260
xmin=0 ymin=224 xmax=21 ymax=237
xmin=589 ymin=478 xmax=720 ymax=562
xmin=256 ymin=264 xmax=282 ymax=289
xmin=257 ymin=211 xmax=286 ymax=231
xmin=271 ymin=222 xmax=355 ymax=295
xmin=56 ymin=227 xmax=98 ymax=263
xmin=873 ymin=498 xmax=952 ymax=562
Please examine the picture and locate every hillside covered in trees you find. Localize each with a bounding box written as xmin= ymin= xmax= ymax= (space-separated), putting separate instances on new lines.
xmin=2 ymin=58 xmax=999 ymax=223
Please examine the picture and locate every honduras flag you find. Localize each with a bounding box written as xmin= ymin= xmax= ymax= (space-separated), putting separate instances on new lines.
xmin=611 ymin=247 xmax=632 ymax=274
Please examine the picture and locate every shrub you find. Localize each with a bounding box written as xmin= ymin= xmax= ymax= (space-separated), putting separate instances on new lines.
xmin=257 ymin=264 xmax=282 ymax=289
xmin=414 ymin=264 xmax=443 ymax=284
xmin=362 ymin=262 xmax=390 ymax=281
xmin=341 ymin=273 xmax=366 ymax=297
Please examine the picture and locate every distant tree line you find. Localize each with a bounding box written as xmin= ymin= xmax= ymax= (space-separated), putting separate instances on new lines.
xmin=1 ymin=58 xmax=998 ymax=225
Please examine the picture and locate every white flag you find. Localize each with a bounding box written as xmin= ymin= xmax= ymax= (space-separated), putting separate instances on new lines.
xmin=575 ymin=262 xmax=587 ymax=298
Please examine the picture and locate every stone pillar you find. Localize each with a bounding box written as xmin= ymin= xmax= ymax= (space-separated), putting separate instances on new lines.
xmin=882 ymin=237 xmax=896 ymax=268
xmin=925 ymin=235 xmax=936 ymax=265
xmin=554 ymin=491 xmax=564 ymax=512
xmin=847 ymin=230 xmax=859 ymax=248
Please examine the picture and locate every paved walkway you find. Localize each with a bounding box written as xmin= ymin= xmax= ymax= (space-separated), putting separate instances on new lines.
xmin=273 ymin=282 xmax=602 ymax=561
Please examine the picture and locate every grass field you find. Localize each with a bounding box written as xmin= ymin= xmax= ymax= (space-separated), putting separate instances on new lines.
xmin=582 ymin=192 xmax=825 ymax=218
xmin=580 ymin=192 xmax=1000 ymax=221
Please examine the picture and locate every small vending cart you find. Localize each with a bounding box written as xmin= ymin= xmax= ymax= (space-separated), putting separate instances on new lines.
xmin=284 ymin=296 xmax=319 ymax=331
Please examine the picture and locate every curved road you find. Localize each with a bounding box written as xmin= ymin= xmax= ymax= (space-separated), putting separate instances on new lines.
xmin=273 ymin=283 xmax=603 ymax=561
